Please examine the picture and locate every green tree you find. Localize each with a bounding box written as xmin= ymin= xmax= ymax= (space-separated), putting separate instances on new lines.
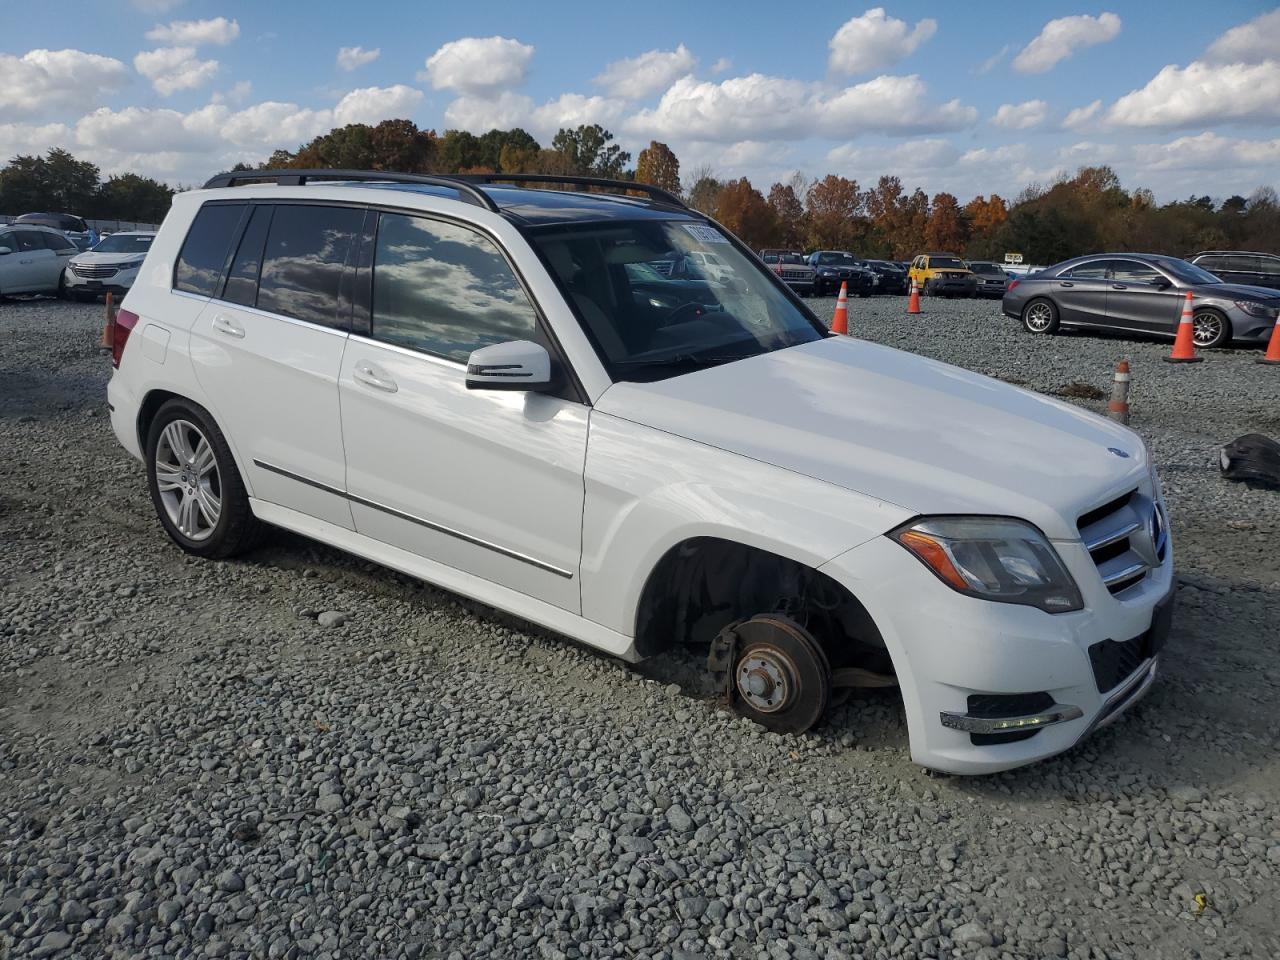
xmin=551 ymin=124 xmax=630 ymax=178
xmin=635 ymin=141 xmax=681 ymax=195
xmin=98 ymin=174 xmax=174 ymax=223
xmin=438 ymin=130 xmax=483 ymax=172
xmin=477 ymin=128 xmax=539 ymax=171
xmin=0 ymin=148 xmax=100 ymax=214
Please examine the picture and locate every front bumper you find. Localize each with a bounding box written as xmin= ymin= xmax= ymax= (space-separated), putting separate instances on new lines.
xmin=65 ymin=265 xmax=140 ymax=296
xmin=1222 ymin=305 xmax=1278 ymax=343
xmin=820 ymin=523 xmax=1174 ymax=775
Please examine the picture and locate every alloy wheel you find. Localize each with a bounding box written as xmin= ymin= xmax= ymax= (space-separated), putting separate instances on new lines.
xmin=1192 ymin=310 xmax=1224 ymax=347
xmin=1025 ymin=302 xmax=1054 ymax=332
xmin=154 ymin=419 xmax=221 ymax=541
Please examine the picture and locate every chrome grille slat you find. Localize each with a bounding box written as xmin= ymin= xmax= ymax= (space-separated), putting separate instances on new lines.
xmin=1083 ymin=519 xmax=1141 ymax=551
xmin=1100 ymin=560 xmax=1148 ymax=587
xmin=1077 ymin=487 xmax=1158 ymax=595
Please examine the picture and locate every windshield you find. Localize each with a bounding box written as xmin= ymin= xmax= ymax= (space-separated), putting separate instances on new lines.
xmin=816 ymin=252 xmax=854 ymax=265
xmin=969 ymin=262 xmax=1003 ymax=275
xmin=92 ymin=234 xmax=153 ymax=254
xmin=532 ymin=219 xmax=825 ymax=382
xmin=929 ymin=257 xmax=965 ymax=269
xmin=1153 ymin=257 xmax=1221 ymax=284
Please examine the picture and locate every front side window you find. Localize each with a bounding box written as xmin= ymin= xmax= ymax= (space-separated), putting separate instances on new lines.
xmin=175 ymin=202 xmax=245 ymax=296
xmin=14 ymin=230 xmax=47 ymax=252
xmin=371 ymin=212 xmax=538 ymax=363
xmin=1223 ymin=254 xmax=1260 ymax=273
xmin=39 ymin=231 xmax=77 ymax=252
xmin=257 ymin=204 xmax=362 ymax=329
xmin=531 ymin=218 xmax=825 ymax=382
xmin=1111 ymin=261 xmax=1163 ymax=283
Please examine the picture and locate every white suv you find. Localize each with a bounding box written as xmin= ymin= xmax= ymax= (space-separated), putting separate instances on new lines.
xmin=106 ymin=170 xmax=1174 ymax=774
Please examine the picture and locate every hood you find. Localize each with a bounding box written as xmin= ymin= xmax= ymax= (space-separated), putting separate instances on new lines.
xmin=595 ymin=338 xmax=1147 ymax=540
xmin=70 ymin=251 xmax=146 ymax=266
xmin=1199 ymin=282 xmax=1280 ymax=302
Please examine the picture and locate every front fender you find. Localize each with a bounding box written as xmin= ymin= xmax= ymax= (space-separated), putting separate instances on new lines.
xmin=579 ymin=411 xmax=912 ymax=636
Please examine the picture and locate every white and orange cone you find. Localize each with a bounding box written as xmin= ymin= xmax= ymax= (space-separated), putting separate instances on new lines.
xmin=1107 ymin=360 xmax=1131 ymax=424
xmin=1257 ymin=313 xmax=1280 ymax=365
xmin=831 ymin=281 xmax=849 ymax=335
xmin=1164 ymin=291 xmax=1203 ymax=363
xmin=907 ymin=279 xmax=921 ymax=315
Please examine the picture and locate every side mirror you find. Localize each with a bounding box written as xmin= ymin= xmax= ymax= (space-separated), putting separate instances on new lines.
xmin=465 ymin=340 xmax=552 ymax=392
xmin=0 ymin=245 xmax=11 ymax=255
xmin=1151 ymin=276 xmax=1172 ymax=290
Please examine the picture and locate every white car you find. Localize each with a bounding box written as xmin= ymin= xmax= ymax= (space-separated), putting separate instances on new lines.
xmin=64 ymin=230 xmax=156 ymax=302
xmin=0 ymin=223 xmax=78 ymax=297
xmin=105 ymin=170 xmax=1173 ymax=775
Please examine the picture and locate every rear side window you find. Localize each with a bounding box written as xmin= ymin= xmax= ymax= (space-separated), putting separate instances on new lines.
xmin=222 ymin=205 xmax=273 ymax=306
xmin=175 ymin=203 xmax=245 ymax=296
xmin=1063 ymin=262 xmax=1109 ymax=280
xmin=256 ymin=204 xmax=361 ymax=329
xmin=370 ymin=212 xmax=538 ymax=362
xmin=40 ymin=231 xmax=76 ymax=252
xmin=1223 ymin=254 xmax=1260 ymax=273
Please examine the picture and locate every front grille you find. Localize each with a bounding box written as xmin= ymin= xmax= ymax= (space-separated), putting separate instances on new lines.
xmin=1077 ymin=489 xmax=1167 ymax=595
xmin=781 ymin=269 xmax=810 ymax=280
xmin=71 ymin=264 xmax=118 ymax=279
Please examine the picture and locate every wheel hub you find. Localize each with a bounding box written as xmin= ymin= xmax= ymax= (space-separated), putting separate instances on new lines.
xmin=737 ymin=654 xmax=791 ymax=712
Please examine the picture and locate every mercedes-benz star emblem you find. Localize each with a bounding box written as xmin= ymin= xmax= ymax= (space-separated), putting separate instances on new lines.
xmin=1107 ymin=447 xmax=1130 ymax=458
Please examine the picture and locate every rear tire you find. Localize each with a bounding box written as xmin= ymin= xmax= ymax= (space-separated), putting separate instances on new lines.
xmin=1022 ymin=298 xmax=1060 ymax=335
xmin=145 ymin=398 xmax=265 ymax=559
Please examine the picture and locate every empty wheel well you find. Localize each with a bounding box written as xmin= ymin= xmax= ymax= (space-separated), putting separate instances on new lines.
xmin=633 ymin=536 xmax=890 ymax=671
xmin=136 ymin=389 xmax=184 ymax=451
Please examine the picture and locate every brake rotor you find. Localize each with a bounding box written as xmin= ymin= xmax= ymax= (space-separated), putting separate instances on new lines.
xmin=725 ymin=615 xmax=831 ymax=734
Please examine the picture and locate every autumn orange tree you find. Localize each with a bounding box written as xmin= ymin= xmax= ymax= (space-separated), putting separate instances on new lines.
xmin=924 ymin=192 xmax=967 ymax=252
xmin=767 ymin=182 xmax=806 ymax=247
xmin=805 ymin=175 xmax=865 ymax=251
xmin=635 ymin=141 xmax=681 ymax=194
xmin=715 ymin=178 xmax=777 ymax=250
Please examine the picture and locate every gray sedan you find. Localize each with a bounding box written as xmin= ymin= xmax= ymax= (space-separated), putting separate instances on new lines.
xmin=1001 ymin=253 xmax=1280 ymax=348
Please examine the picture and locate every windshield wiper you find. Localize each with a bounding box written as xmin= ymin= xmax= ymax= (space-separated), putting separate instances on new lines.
xmin=613 ymin=353 xmax=745 ymax=368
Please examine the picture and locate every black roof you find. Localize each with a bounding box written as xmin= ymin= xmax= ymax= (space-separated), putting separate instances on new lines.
xmin=200 ymin=169 xmax=697 ymax=227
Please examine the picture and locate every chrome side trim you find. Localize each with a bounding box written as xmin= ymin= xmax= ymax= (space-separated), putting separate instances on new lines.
xmin=939 ymin=703 xmax=1084 ymax=735
xmin=1085 ymin=658 xmax=1158 ymax=736
xmin=251 ymin=458 xmax=573 ymax=580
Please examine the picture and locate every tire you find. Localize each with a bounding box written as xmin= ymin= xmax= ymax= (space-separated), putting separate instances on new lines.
xmin=1191 ymin=308 xmax=1230 ymax=349
xmin=57 ymin=273 xmax=68 ymax=300
xmin=1022 ymin=298 xmax=1060 ymax=335
xmin=145 ymin=398 xmax=265 ymax=559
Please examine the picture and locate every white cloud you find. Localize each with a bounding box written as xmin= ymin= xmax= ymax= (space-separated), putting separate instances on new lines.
xmin=331 ymin=84 xmax=423 ymax=126
xmin=134 ymin=46 xmax=219 ymax=95
xmin=826 ymin=138 xmax=1060 ymax=200
xmin=0 ymin=121 xmax=75 ymax=158
xmin=976 ymin=45 xmax=1010 ymax=75
xmin=421 ymin=36 xmax=534 ymax=95
xmin=1013 ymin=12 xmax=1121 ymax=74
xmin=828 ymin=7 xmax=937 ymax=75
xmin=337 ymin=45 xmax=381 ymax=71
xmin=711 ymin=57 xmax=732 ymax=75
xmin=1204 ymin=8 xmax=1280 ymax=65
xmin=626 ymin=73 xmax=976 ymax=143
xmin=531 ymin=93 xmax=626 ymax=134
xmin=594 ymin=45 xmax=695 ymax=99
xmin=0 ymin=49 xmax=130 ymax=120
xmin=210 ymin=80 xmax=252 ymax=105
xmin=991 ymin=99 xmax=1048 ymax=130
xmin=1106 ymin=59 xmax=1280 ymax=128
xmin=1062 ymin=99 xmax=1102 ymax=130
xmin=146 ymin=17 xmax=239 ymax=46
xmin=443 ymin=91 xmax=535 ymax=132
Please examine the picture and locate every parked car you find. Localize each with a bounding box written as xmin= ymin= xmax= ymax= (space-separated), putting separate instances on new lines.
xmin=64 ymin=231 xmax=156 ymax=301
xmin=759 ymin=249 xmax=816 ymax=295
xmin=862 ymin=259 xmax=909 ymax=295
xmin=1189 ymin=251 xmax=1280 ymax=291
xmin=806 ymin=250 xmax=876 ymax=297
xmin=967 ymin=260 xmax=1010 ymax=298
xmin=908 ymin=253 xmax=977 ymax=298
xmin=683 ymin=249 xmax=734 ymax=283
xmin=1002 ymin=253 xmax=1280 ymax=348
xmin=106 ymin=168 xmax=1173 ymax=775
xmin=0 ymin=223 xmax=77 ymax=297
xmin=14 ymin=212 xmax=98 ymax=251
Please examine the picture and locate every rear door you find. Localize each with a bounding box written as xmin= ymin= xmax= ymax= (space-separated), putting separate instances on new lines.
xmin=1105 ymin=259 xmax=1182 ymax=334
xmin=1050 ymin=260 xmax=1111 ymax=325
xmin=188 ymin=201 xmax=363 ymax=530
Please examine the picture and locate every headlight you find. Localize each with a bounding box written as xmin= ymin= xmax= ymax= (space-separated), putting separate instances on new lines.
xmin=1234 ymin=300 xmax=1277 ymax=318
xmin=891 ymin=516 xmax=1083 ymax=613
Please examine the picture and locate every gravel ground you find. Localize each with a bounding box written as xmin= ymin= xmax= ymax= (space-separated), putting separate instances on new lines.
xmin=2 ymin=295 xmax=1279 ymax=960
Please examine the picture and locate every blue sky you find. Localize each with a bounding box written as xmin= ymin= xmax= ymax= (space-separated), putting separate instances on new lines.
xmin=2 ymin=1 xmax=1278 ymax=201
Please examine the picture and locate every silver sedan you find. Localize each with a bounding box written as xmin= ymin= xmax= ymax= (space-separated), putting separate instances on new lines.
xmin=1001 ymin=253 xmax=1280 ymax=349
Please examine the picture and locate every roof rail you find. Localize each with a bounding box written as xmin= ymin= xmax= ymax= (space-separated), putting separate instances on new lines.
xmin=200 ymin=168 xmax=499 ymax=212
xmin=454 ymin=173 xmax=688 ymax=210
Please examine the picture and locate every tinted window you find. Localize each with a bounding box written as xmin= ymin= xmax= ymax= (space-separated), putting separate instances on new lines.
xmin=1112 ymin=261 xmax=1162 ymax=283
xmin=222 ymin=205 xmax=272 ymax=306
xmin=175 ymin=203 xmax=245 ymax=296
xmin=14 ymin=230 xmax=47 ymax=252
xmin=39 ymin=231 xmax=76 ymax=252
xmin=1223 ymin=254 xmax=1261 ymax=272
xmin=372 ymin=212 xmax=538 ymax=362
xmin=1194 ymin=255 xmax=1225 ymax=271
xmin=1260 ymin=256 xmax=1280 ymax=278
xmin=1063 ymin=261 xmax=1110 ymax=280
xmin=257 ymin=204 xmax=361 ymax=329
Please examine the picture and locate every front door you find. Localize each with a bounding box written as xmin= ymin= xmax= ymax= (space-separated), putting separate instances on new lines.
xmin=1051 ymin=260 xmax=1111 ymax=326
xmin=2 ymin=229 xmax=58 ymax=292
xmin=188 ymin=201 xmax=362 ymax=530
xmin=1105 ymin=260 xmax=1182 ymax=335
xmin=338 ymin=210 xmax=588 ymax=612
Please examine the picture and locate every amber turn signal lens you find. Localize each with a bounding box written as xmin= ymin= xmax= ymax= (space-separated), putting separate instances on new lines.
xmin=896 ymin=530 xmax=971 ymax=592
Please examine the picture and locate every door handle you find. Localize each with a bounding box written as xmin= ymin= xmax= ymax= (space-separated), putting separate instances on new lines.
xmin=1111 ymin=284 xmax=1128 ymax=290
xmin=1057 ymin=281 xmax=1074 ymax=287
xmin=353 ymin=362 xmax=398 ymax=393
xmin=19 ymin=258 xmax=33 ymax=264
xmin=211 ymin=314 xmax=245 ymax=339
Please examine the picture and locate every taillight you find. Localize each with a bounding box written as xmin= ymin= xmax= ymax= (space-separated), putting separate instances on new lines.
xmin=111 ymin=308 xmax=140 ymax=368
xmin=1007 ymin=279 xmax=1020 ymax=292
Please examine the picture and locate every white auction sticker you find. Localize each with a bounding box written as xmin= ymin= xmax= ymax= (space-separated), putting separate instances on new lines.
xmin=682 ymin=223 xmax=730 ymax=244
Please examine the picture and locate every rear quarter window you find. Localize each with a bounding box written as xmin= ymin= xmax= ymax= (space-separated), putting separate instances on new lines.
xmin=175 ymin=202 xmax=246 ymax=296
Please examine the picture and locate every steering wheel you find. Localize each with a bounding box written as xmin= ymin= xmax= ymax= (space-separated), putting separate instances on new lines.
xmin=661 ymin=301 xmax=711 ymax=327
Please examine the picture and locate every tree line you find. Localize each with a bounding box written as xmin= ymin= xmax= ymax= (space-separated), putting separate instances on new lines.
xmin=0 ymin=149 xmax=175 ymax=224
xmin=6 ymin=121 xmax=1278 ymax=263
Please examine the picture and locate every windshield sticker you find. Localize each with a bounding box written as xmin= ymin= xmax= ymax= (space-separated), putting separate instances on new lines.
xmin=682 ymin=223 xmax=730 ymax=244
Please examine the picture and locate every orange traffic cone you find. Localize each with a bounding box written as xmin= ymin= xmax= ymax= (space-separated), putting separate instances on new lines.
xmin=907 ymin=279 xmax=921 ymax=315
xmin=1257 ymin=314 xmax=1280 ymax=365
xmin=99 ymin=292 xmax=116 ymax=351
xmin=1164 ymin=291 xmax=1202 ymax=364
xmin=831 ymin=281 xmax=849 ymax=335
